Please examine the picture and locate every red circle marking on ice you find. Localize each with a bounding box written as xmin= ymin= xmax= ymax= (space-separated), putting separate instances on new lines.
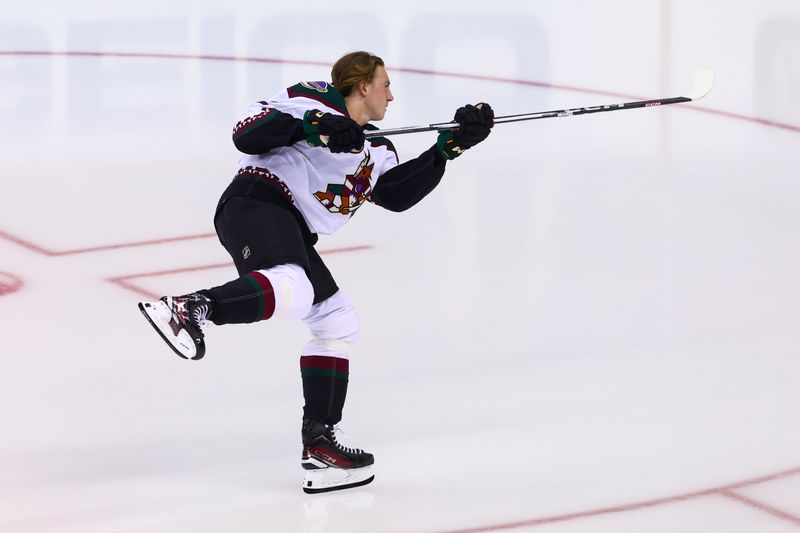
xmin=0 ymin=272 xmax=24 ymax=296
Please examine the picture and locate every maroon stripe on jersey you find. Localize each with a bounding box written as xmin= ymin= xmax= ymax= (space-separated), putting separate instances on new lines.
xmin=300 ymin=355 xmax=350 ymax=372
xmin=366 ymin=135 xmax=399 ymax=164
xmin=287 ymin=86 xmax=349 ymax=116
xmin=232 ymin=107 xmax=276 ymax=140
xmin=368 ymin=137 xmax=397 ymax=156
xmin=233 ymin=166 xmax=294 ymax=204
xmin=247 ymin=271 xmax=276 ymax=320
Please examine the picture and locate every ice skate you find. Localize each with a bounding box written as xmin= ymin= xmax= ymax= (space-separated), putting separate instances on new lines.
xmin=138 ymin=293 xmax=212 ymax=360
xmin=301 ymin=419 xmax=374 ymax=494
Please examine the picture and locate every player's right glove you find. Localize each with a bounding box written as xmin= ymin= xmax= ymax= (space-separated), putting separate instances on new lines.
xmin=436 ymin=103 xmax=495 ymax=160
xmin=303 ymin=109 xmax=365 ymax=153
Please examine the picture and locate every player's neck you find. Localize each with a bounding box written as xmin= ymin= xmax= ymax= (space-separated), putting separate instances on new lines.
xmin=344 ymin=96 xmax=369 ymax=126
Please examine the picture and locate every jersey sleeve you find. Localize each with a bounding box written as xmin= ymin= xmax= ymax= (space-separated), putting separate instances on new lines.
xmin=370 ymin=145 xmax=448 ymax=212
xmin=232 ymin=101 xmax=307 ymax=155
xmin=368 ymin=135 xmax=399 ymax=169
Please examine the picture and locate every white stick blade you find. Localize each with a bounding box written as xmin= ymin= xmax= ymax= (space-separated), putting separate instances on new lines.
xmin=688 ymin=70 xmax=714 ymax=100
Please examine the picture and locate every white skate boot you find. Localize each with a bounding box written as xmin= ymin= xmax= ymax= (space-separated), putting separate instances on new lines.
xmin=138 ymin=293 xmax=212 ymax=360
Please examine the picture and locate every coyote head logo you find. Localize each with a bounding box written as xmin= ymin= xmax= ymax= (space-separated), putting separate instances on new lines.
xmin=314 ymin=152 xmax=374 ymax=215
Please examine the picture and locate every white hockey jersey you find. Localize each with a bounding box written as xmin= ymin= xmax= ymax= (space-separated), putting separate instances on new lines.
xmin=232 ymin=81 xmax=399 ymax=235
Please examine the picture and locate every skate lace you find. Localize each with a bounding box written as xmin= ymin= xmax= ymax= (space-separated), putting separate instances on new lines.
xmin=330 ymin=425 xmax=364 ymax=455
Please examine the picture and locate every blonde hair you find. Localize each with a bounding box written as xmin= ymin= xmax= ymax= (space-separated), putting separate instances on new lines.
xmin=331 ymin=51 xmax=385 ymax=97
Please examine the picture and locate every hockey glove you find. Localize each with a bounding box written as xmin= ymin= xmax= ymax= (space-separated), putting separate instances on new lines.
xmin=303 ymin=109 xmax=365 ymax=153
xmin=436 ymin=103 xmax=495 ymax=160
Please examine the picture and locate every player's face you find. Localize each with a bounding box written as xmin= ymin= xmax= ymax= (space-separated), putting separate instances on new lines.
xmin=364 ymin=66 xmax=393 ymax=121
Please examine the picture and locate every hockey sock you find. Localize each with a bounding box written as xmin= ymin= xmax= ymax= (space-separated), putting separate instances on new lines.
xmin=300 ymin=355 xmax=349 ymax=425
xmin=202 ymin=271 xmax=276 ymax=325
xmin=202 ymin=264 xmax=314 ymax=325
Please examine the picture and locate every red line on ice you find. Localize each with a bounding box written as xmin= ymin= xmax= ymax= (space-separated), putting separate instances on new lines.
xmin=107 ymin=245 xmax=374 ymax=299
xmin=432 ymin=467 xmax=800 ymax=533
xmin=0 ymin=228 xmax=216 ymax=257
xmin=720 ymin=490 xmax=800 ymax=527
xmin=1 ymin=50 xmax=798 ymax=133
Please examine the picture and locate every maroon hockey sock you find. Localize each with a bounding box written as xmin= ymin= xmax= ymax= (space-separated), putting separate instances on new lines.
xmin=202 ymin=270 xmax=276 ymax=325
xmin=300 ymin=355 xmax=349 ymax=425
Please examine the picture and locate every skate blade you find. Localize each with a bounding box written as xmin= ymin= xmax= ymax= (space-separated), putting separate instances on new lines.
xmin=137 ymin=301 xmax=198 ymax=360
xmin=302 ymin=465 xmax=374 ymax=494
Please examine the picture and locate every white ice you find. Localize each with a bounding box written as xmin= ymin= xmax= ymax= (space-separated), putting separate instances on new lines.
xmin=1 ymin=1 xmax=800 ymax=532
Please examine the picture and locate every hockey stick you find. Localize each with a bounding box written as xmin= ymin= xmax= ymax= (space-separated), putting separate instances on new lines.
xmin=364 ymin=70 xmax=714 ymax=139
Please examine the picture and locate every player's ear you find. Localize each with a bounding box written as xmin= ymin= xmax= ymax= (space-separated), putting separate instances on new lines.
xmin=359 ymin=79 xmax=368 ymax=96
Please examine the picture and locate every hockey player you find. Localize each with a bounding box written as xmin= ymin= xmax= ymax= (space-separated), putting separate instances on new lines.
xmin=138 ymin=51 xmax=493 ymax=493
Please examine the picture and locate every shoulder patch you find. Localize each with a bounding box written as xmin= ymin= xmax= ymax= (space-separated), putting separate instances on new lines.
xmin=300 ymin=81 xmax=330 ymax=93
xmin=287 ymin=82 xmax=348 ymax=115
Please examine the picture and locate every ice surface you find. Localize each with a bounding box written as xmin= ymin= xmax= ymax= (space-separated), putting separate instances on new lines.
xmin=1 ymin=1 xmax=800 ymax=532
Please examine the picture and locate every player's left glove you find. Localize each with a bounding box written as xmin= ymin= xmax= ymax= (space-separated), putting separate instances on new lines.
xmin=303 ymin=109 xmax=365 ymax=153
xmin=436 ymin=103 xmax=494 ymax=160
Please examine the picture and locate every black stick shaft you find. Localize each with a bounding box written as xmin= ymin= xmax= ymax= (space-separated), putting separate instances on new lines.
xmin=364 ymin=95 xmax=693 ymax=138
